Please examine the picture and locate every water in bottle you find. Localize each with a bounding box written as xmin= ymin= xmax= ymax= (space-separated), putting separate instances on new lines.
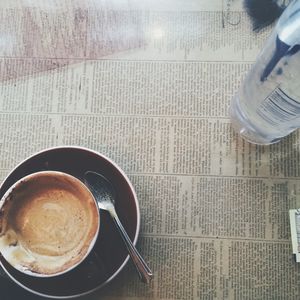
xmin=230 ymin=0 xmax=300 ymax=144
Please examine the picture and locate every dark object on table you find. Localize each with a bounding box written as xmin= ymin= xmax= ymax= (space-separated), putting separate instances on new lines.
xmin=244 ymin=0 xmax=289 ymax=31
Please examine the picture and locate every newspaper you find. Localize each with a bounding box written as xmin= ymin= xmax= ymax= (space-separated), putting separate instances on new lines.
xmin=1 ymin=0 xmax=300 ymax=299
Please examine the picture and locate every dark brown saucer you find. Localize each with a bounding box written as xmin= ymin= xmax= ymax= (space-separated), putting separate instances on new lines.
xmin=0 ymin=146 xmax=140 ymax=299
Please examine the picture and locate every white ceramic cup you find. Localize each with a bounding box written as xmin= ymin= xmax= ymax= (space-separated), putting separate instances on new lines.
xmin=0 ymin=171 xmax=100 ymax=277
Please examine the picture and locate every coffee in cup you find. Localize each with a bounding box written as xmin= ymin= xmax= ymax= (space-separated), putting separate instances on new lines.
xmin=0 ymin=171 xmax=99 ymax=277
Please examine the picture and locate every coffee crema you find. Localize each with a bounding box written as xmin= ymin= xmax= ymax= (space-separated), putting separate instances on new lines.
xmin=0 ymin=172 xmax=99 ymax=276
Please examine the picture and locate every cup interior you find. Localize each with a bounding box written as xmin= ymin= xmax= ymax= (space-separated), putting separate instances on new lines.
xmin=0 ymin=171 xmax=100 ymax=278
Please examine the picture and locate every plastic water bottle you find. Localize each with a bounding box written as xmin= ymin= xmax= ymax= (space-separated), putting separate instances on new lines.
xmin=230 ymin=0 xmax=300 ymax=144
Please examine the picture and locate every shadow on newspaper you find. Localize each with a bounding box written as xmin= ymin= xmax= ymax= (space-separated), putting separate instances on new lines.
xmin=0 ymin=6 xmax=145 ymax=81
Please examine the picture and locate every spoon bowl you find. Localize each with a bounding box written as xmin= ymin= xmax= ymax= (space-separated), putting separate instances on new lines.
xmin=84 ymin=172 xmax=116 ymax=213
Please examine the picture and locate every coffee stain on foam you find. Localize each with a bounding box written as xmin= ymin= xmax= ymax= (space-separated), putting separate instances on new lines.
xmin=0 ymin=229 xmax=36 ymax=269
xmin=2 ymin=229 xmax=18 ymax=246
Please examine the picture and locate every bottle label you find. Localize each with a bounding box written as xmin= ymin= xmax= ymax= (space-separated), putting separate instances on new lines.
xmin=257 ymin=87 xmax=300 ymax=125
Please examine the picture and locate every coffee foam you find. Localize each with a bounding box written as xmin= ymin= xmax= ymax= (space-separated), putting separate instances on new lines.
xmin=0 ymin=172 xmax=99 ymax=276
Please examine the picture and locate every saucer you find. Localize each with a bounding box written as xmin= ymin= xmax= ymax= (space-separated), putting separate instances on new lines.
xmin=0 ymin=146 xmax=140 ymax=299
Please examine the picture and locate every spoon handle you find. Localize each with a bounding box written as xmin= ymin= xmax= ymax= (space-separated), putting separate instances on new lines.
xmin=111 ymin=212 xmax=153 ymax=284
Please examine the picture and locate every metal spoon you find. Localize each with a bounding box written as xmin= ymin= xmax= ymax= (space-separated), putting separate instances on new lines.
xmin=84 ymin=171 xmax=153 ymax=284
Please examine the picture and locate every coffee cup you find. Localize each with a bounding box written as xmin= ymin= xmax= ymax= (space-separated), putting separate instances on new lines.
xmin=0 ymin=171 xmax=100 ymax=277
